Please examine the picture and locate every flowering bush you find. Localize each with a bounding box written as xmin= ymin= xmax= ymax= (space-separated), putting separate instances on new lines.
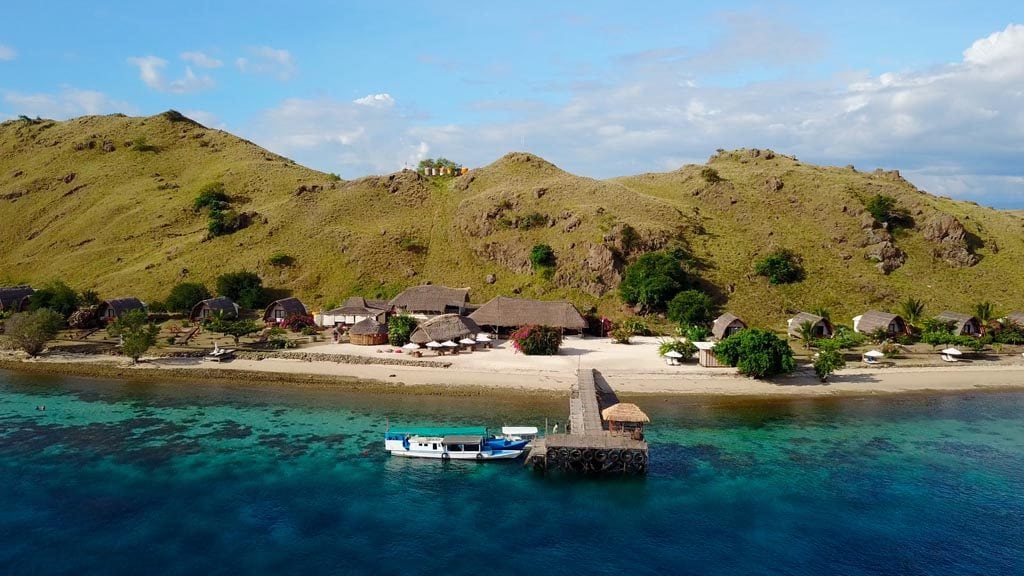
xmin=510 ymin=325 xmax=561 ymax=355
xmin=281 ymin=314 xmax=315 ymax=332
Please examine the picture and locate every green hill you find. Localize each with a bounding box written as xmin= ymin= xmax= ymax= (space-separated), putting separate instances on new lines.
xmin=2 ymin=112 xmax=1023 ymax=328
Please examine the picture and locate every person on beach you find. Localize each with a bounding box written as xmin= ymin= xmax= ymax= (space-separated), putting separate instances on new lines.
xmin=552 ymin=422 xmax=559 ymax=434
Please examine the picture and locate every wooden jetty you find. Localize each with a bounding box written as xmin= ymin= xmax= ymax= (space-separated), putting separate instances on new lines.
xmin=525 ymin=369 xmax=649 ymax=475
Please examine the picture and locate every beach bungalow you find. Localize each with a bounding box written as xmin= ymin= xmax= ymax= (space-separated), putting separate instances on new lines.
xmin=409 ymin=314 xmax=481 ymax=345
xmin=348 ymin=318 xmax=389 ymax=346
xmin=319 ymin=296 xmax=388 ymax=327
xmin=389 ymin=285 xmax=470 ymax=320
xmin=853 ymin=311 xmax=909 ymax=336
xmin=787 ymin=312 xmax=834 ymax=339
xmin=711 ymin=313 xmax=746 ymax=340
xmin=189 ymin=296 xmax=239 ymax=322
xmin=263 ymin=297 xmax=308 ymax=324
xmin=934 ymin=311 xmax=982 ymax=336
xmin=694 ymin=341 xmax=727 ymax=367
xmin=1004 ymin=312 xmax=1024 ymax=328
xmin=0 ymin=285 xmax=34 ymax=313
xmin=96 ymin=297 xmax=146 ymax=323
xmin=468 ymin=296 xmax=587 ymax=334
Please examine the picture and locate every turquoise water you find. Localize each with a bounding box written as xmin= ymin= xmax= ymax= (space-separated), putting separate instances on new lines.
xmin=1 ymin=370 xmax=1022 ymax=575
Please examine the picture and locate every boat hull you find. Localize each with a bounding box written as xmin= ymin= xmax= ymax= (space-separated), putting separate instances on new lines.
xmin=387 ymin=449 xmax=521 ymax=460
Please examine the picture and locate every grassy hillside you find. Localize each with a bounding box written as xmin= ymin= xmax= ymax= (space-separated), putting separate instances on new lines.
xmin=2 ymin=112 xmax=1023 ymax=329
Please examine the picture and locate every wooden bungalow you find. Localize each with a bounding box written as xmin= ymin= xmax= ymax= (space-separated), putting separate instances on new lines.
xmin=853 ymin=311 xmax=910 ymax=336
xmin=468 ymin=296 xmax=587 ymax=334
xmin=263 ymin=297 xmax=308 ymax=324
xmin=711 ymin=312 xmax=746 ymax=340
xmin=409 ymin=313 xmax=481 ymax=345
xmin=1004 ymin=312 xmax=1024 ymax=328
xmin=694 ymin=341 xmax=727 ymax=367
xmin=190 ymin=296 xmax=239 ymax=322
xmin=388 ymin=285 xmax=470 ymax=319
xmin=348 ymin=318 xmax=389 ymax=346
xmin=601 ymin=403 xmax=650 ymax=439
xmin=934 ymin=311 xmax=982 ymax=336
xmin=787 ymin=312 xmax=834 ymax=339
xmin=320 ymin=296 xmax=388 ymax=327
xmin=96 ymin=297 xmax=146 ymax=323
xmin=0 ymin=285 xmax=34 ymax=313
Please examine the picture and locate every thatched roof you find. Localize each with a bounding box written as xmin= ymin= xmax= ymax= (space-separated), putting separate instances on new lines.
xmin=190 ymin=296 xmax=239 ymax=320
xmin=601 ymin=403 xmax=650 ymax=423
xmin=711 ymin=312 xmax=746 ymax=340
xmin=0 ymin=285 xmax=34 ymax=311
xmin=326 ymin=296 xmax=387 ymax=316
xmin=468 ymin=296 xmax=587 ymax=330
xmin=97 ymin=297 xmax=146 ymax=317
xmin=855 ymin=310 xmax=906 ymax=334
xmin=935 ymin=311 xmax=980 ymax=335
xmin=409 ymin=314 xmax=481 ymax=344
xmin=1005 ymin=312 xmax=1024 ymax=327
xmin=787 ymin=312 xmax=832 ymax=337
xmin=389 ymin=285 xmax=469 ymax=314
xmin=263 ymin=297 xmax=307 ymax=320
xmin=349 ymin=318 xmax=388 ymax=336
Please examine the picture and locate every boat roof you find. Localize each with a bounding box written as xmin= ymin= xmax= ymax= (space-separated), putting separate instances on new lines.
xmin=442 ymin=435 xmax=484 ymax=445
xmin=501 ymin=426 xmax=538 ymax=435
xmin=388 ymin=426 xmax=487 ymax=437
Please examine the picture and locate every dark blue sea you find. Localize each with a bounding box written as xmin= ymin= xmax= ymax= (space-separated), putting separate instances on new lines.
xmin=1 ymin=370 xmax=1022 ymax=575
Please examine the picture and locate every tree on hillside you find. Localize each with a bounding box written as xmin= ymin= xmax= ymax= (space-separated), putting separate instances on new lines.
xmin=667 ymin=289 xmax=715 ymax=326
xmin=166 ymin=282 xmax=211 ymax=314
xmin=713 ymin=329 xmax=796 ymax=379
xmin=3 ymin=309 xmax=63 ymax=356
xmin=619 ymin=250 xmax=689 ymax=311
xmin=529 ymin=244 xmax=556 ymax=271
xmin=898 ymin=297 xmax=926 ymax=328
xmin=28 ymin=281 xmax=81 ymax=320
xmin=106 ymin=309 xmax=159 ymax=363
xmin=215 ymin=271 xmax=268 ymax=309
xmin=754 ymin=249 xmax=804 ymax=285
xmin=865 ymin=194 xmax=912 ymax=227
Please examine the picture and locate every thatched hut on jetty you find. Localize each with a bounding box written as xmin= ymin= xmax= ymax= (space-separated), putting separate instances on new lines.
xmin=787 ymin=312 xmax=834 ymax=338
xmin=601 ymin=403 xmax=650 ymax=440
xmin=389 ymin=285 xmax=469 ymax=319
xmin=934 ymin=311 xmax=982 ymax=336
xmin=263 ymin=297 xmax=307 ymax=323
xmin=853 ymin=311 xmax=909 ymax=336
xmin=468 ymin=296 xmax=587 ymax=334
xmin=348 ymin=318 xmax=389 ymax=346
xmin=190 ymin=296 xmax=239 ymax=322
xmin=96 ymin=297 xmax=146 ymax=322
xmin=0 ymin=285 xmax=34 ymax=313
xmin=711 ymin=312 xmax=746 ymax=340
xmin=409 ymin=314 xmax=480 ymax=345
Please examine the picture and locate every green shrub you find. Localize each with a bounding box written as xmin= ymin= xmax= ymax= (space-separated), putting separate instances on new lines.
xmin=619 ymin=250 xmax=690 ymax=311
xmin=205 ymin=318 xmax=262 ymax=345
xmin=813 ymin=348 xmax=845 ymax=382
xmin=3 ymin=309 xmax=63 ymax=356
xmin=193 ymin=182 xmax=229 ymax=212
xmin=517 ymin=212 xmax=548 ymax=229
xmin=865 ymin=194 xmax=912 ymax=227
xmin=510 ymin=325 xmax=562 ymax=355
xmin=667 ymin=289 xmax=715 ymax=326
xmin=621 ymin=317 xmax=651 ymax=337
xmin=658 ymin=338 xmax=697 ymax=359
xmin=713 ymin=329 xmax=796 ymax=379
xmin=397 ymin=236 xmax=427 ymax=254
xmin=165 ymin=282 xmax=211 ymax=313
xmin=107 ymin=309 xmax=159 ymax=363
xmin=387 ymin=314 xmax=418 ymax=346
xmin=610 ymin=327 xmax=634 ymax=344
xmin=529 ymin=244 xmax=556 ymax=271
xmin=700 ymin=167 xmax=721 ymax=183
xmin=215 ymin=271 xmax=267 ymax=309
xmin=28 ymin=280 xmax=80 ymax=319
xmin=754 ymin=249 xmax=804 ymax=285
xmin=679 ymin=324 xmax=711 ymax=342
xmin=268 ymin=252 xmax=295 ymax=267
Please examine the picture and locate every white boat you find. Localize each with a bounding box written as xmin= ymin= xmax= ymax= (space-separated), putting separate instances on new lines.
xmin=496 ymin=426 xmax=539 ymax=447
xmin=384 ymin=427 xmax=529 ymax=460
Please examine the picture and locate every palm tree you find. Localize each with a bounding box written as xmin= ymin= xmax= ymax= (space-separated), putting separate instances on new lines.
xmin=811 ymin=307 xmax=831 ymax=321
xmin=798 ymin=320 xmax=817 ymax=351
xmin=974 ymin=301 xmax=997 ymax=335
xmin=898 ymin=297 xmax=926 ymax=328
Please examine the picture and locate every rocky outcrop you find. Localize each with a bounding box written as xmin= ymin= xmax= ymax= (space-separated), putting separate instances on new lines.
xmin=921 ymin=213 xmax=980 ymax=268
xmin=865 ymin=241 xmax=907 ymax=274
xmin=763 ymin=176 xmax=783 ymax=192
xmin=356 ymin=170 xmax=430 ymax=207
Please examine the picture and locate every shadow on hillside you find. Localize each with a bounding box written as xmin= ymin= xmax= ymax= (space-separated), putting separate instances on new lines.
xmin=264 ymin=287 xmax=294 ymax=303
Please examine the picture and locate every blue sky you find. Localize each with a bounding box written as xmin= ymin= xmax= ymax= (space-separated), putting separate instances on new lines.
xmin=2 ymin=1 xmax=1023 ymax=206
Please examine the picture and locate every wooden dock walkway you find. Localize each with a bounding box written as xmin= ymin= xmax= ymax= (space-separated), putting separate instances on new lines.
xmin=526 ymin=369 xmax=648 ymax=475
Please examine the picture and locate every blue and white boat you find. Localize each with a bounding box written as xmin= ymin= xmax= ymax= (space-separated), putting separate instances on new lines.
xmin=384 ymin=427 xmax=529 ymax=460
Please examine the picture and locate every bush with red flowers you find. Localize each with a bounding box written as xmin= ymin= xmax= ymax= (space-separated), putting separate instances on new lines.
xmin=509 ymin=324 xmax=561 ymax=355
xmin=281 ymin=313 xmax=315 ymax=333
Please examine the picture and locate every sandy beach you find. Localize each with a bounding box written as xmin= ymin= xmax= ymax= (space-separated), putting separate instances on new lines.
xmin=6 ymin=335 xmax=1024 ymax=397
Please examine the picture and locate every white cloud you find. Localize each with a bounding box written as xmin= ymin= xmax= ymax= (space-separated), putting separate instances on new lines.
xmin=2 ymin=87 xmax=136 ymax=118
xmin=180 ymin=51 xmax=223 ymax=68
xmin=236 ymin=46 xmax=296 ymax=80
xmin=182 ymin=109 xmax=226 ymax=129
xmin=0 ymin=45 xmax=15 ymax=61
xmin=128 ymin=55 xmax=215 ymax=93
xmin=354 ymin=93 xmax=395 ymax=108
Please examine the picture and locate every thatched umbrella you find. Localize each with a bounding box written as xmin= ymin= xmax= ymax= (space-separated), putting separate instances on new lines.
xmin=602 ymin=402 xmax=650 ymax=437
